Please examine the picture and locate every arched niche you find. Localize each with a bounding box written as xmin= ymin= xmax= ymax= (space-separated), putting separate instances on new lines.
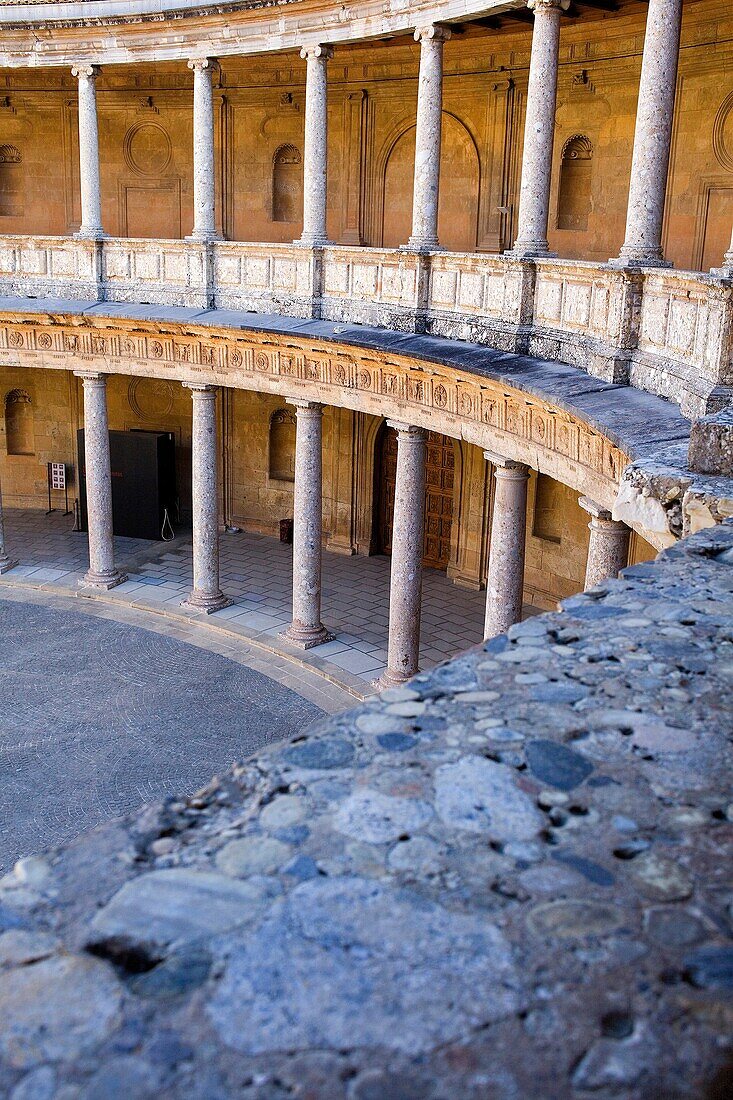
xmin=380 ymin=114 xmax=480 ymax=252
xmin=557 ymin=134 xmax=593 ymax=232
xmin=272 ymin=144 xmax=303 ymax=225
xmin=4 ymin=388 xmax=34 ymax=455
xmin=269 ymin=406 xmax=296 ymax=481
xmin=0 ymin=144 xmax=23 ymax=218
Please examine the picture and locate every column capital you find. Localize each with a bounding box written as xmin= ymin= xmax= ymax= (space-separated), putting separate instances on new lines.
xmin=183 ymin=382 xmax=218 ymax=396
xmin=484 ymin=451 xmax=529 ymax=475
xmin=74 ymin=370 xmax=106 ymax=384
xmin=71 ymin=64 xmax=100 ymax=81
xmin=187 ymin=57 xmax=217 ymax=73
xmin=300 ymin=44 xmax=334 ymax=61
xmin=527 ymin=0 xmax=570 ymax=12
xmin=287 ymin=398 xmax=324 ymax=413
xmin=387 ymin=420 xmax=427 ymax=440
xmin=579 ymin=495 xmax=629 ymax=532
xmin=414 ymin=24 xmax=451 ymax=44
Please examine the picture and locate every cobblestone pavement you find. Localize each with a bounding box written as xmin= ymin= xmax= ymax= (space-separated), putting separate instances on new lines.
xmin=0 ymin=592 xmax=325 ymax=873
xmin=0 ymin=524 xmax=731 ymax=1098
xmin=0 ymin=509 xmax=518 ymax=694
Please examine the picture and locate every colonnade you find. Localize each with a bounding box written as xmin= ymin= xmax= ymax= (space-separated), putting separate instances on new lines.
xmin=67 ymin=0 xmax=693 ymax=267
xmin=0 ymin=377 xmax=631 ymax=687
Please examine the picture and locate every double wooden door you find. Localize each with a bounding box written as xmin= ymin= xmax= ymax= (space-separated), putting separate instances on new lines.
xmin=376 ymin=426 xmax=454 ymax=570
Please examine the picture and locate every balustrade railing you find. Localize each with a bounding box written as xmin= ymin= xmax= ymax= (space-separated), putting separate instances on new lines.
xmin=0 ymin=233 xmax=730 ymax=418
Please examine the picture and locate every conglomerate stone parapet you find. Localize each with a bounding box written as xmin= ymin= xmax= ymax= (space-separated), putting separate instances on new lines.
xmin=0 ymin=525 xmax=732 ymax=1097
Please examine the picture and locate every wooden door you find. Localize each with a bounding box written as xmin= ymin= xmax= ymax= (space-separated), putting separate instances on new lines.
xmin=376 ymin=426 xmax=454 ymax=569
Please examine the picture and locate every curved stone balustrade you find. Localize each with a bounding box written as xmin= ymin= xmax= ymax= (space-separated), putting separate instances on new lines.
xmin=0 ymin=235 xmax=730 ymax=418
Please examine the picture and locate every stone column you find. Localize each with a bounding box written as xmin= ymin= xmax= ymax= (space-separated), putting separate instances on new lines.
xmin=188 ymin=58 xmax=218 ymax=241
xmin=72 ymin=65 xmax=104 ymax=238
xmin=613 ymin=0 xmax=683 ymax=266
xmin=298 ymin=44 xmax=333 ymax=246
xmin=407 ymin=24 xmax=451 ymax=252
xmin=0 ymin=475 xmax=17 ymax=574
xmin=579 ymin=496 xmax=630 ymax=590
xmin=182 ymin=384 xmax=230 ymax=613
xmin=282 ymin=400 xmax=333 ymax=648
xmin=484 ymin=453 xmax=529 ymax=638
xmin=381 ymin=423 xmax=426 ymax=687
xmin=719 ymin=226 xmax=733 ymax=275
xmin=76 ymin=372 xmax=126 ymax=590
xmin=509 ymin=0 xmax=568 ymax=258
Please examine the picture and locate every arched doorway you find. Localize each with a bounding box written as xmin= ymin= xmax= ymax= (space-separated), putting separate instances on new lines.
xmin=374 ymin=425 xmax=455 ymax=570
xmin=381 ymin=114 xmax=480 ymax=251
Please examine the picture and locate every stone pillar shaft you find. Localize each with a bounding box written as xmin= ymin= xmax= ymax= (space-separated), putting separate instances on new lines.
xmin=282 ymin=401 xmax=333 ymax=648
xmin=77 ymin=372 xmax=125 ymax=590
xmin=182 ymin=385 xmax=229 ymax=613
xmin=615 ymin=0 xmax=683 ymax=266
xmin=511 ymin=0 xmax=567 ymax=258
xmin=299 ymin=45 xmax=333 ymax=246
xmin=0 ymin=474 xmax=17 ymax=574
xmin=407 ymin=25 xmax=450 ymax=251
xmin=72 ymin=65 xmax=103 ymax=238
xmin=188 ymin=58 xmax=217 ymax=241
xmin=579 ymin=496 xmax=630 ymax=590
xmin=484 ymin=453 xmax=529 ymax=638
xmin=382 ymin=423 xmax=427 ymax=686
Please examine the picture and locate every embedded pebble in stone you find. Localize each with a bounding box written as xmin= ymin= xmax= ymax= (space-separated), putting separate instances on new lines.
xmin=475 ymin=717 xmax=505 ymax=730
xmin=216 ymin=837 xmax=291 ymax=878
xmin=80 ymin=1056 xmax=161 ymax=1098
xmin=128 ymin=947 xmax=212 ymax=1000
xmin=260 ymin=796 xmax=307 ymax=831
xmin=0 ymin=954 xmax=122 ymax=1069
xmin=434 ymin=756 xmax=544 ymax=841
xmin=514 ymin=673 xmax=548 ymax=685
xmin=572 ymin=1029 xmax=657 ymax=1091
xmin=282 ymin=855 xmax=320 ymax=881
xmin=206 ymin=877 xmax=517 ymax=1056
xmin=384 ymin=701 xmax=426 ymax=718
xmin=453 ymin=690 xmax=500 ymax=703
xmin=11 ymin=858 xmax=52 ymax=891
xmin=665 ymin=807 xmax=709 ymax=829
xmin=683 ymin=945 xmax=733 ymax=990
xmin=527 ymin=900 xmax=626 ymax=940
xmin=530 ymin=682 xmax=588 ymax=704
xmin=387 ymin=836 xmax=442 ymax=875
xmin=613 ymin=838 xmax=651 ymax=860
xmin=612 ymin=815 xmax=639 ymax=833
xmin=537 ymin=790 xmax=570 ymax=809
xmin=355 ymin=713 xmax=411 ymax=736
xmin=333 ymin=789 xmax=433 ymax=844
xmin=526 ymin=740 xmax=594 ymax=791
xmin=377 ymin=733 xmax=417 ymax=752
xmin=504 ymin=840 xmax=544 ymax=864
xmin=0 ymin=930 xmax=59 ymax=968
xmin=9 ymin=1066 xmax=56 ymax=1100
xmin=551 ymin=851 xmax=615 ymax=887
xmin=283 ymin=738 xmax=356 ymax=771
xmin=87 ymin=870 xmax=267 ymax=952
xmin=645 ymin=908 xmax=705 ymax=947
xmin=629 ymin=853 xmax=693 ymax=901
xmin=489 ymin=727 xmax=526 ymax=743
xmin=379 ymin=687 xmax=421 ymax=704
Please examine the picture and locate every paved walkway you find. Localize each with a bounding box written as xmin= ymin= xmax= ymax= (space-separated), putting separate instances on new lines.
xmin=0 ymin=591 xmax=324 ymax=872
xmin=0 ymin=509 xmax=506 ymax=696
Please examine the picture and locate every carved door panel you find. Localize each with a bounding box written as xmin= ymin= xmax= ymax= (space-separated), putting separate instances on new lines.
xmin=376 ymin=426 xmax=454 ymax=570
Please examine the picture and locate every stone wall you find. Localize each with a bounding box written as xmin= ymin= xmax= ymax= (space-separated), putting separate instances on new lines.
xmin=0 ymin=520 xmax=731 ymax=1098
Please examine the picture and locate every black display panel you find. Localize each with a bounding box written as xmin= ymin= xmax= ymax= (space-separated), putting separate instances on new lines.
xmin=77 ymin=430 xmax=177 ymax=541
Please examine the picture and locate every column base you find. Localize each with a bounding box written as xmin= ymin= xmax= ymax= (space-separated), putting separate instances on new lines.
xmin=0 ymin=556 xmax=18 ymax=575
xmin=294 ymin=235 xmax=332 ymax=248
xmin=74 ymin=228 xmax=107 ymax=240
xmin=403 ymin=238 xmax=441 ymax=253
xmin=504 ymin=244 xmax=555 ymax=260
xmin=185 ymin=232 xmax=221 ymax=243
xmin=607 ymin=251 xmax=672 ymax=269
xmin=181 ymin=590 xmax=232 ymax=615
xmin=280 ymin=622 xmax=335 ymax=650
xmin=79 ymin=569 xmax=127 ymax=591
xmin=375 ymin=666 xmax=419 ymax=690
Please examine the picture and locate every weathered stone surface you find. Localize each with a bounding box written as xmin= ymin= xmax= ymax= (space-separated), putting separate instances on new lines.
xmin=333 ymin=789 xmax=433 ymax=844
xmin=434 ymin=756 xmax=543 ymax=840
xmin=0 ymin=954 xmax=121 ymax=1069
xmin=689 ymin=408 xmax=733 ymax=477
xmin=87 ymin=869 xmax=266 ymax=951
xmin=206 ymin=877 xmax=517 ymax=1055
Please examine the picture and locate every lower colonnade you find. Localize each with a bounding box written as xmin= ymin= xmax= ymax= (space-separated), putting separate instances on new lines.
xmin=0 ymin=302 xmax=668 ymax=690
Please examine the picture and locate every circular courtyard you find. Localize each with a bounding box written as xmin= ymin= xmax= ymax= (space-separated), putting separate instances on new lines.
xmin=0 ymin=594 xmax=324 ymax=871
